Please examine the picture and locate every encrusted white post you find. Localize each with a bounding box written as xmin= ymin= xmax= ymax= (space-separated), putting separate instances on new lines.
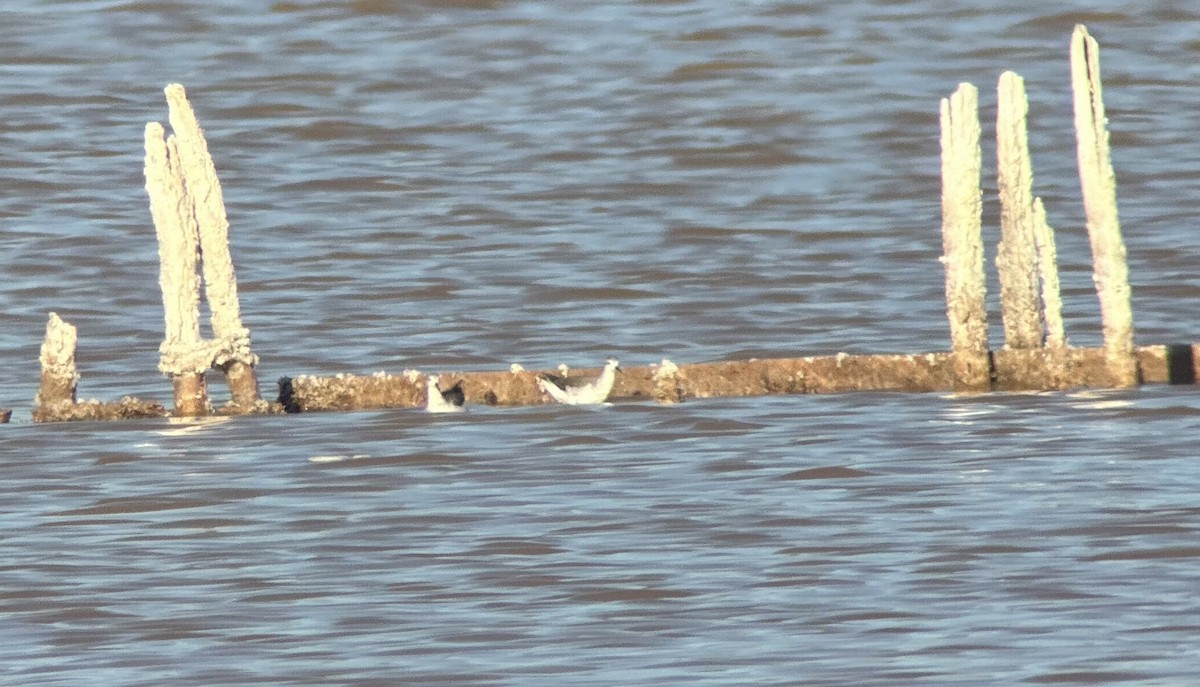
xmin=144 ymin=121 xmax=210 ymax=416
xmin=1070 ymin=24 xmax=1137 ymax=387
xmin=995 ymin=71 xmax=1045 ymax=349
xmin=1031 ymin=197 xmax=1066 ymax=348
xmin=164 ymin=83 xmax=261 ymax=407
xmin=34 ymin=312 xmax=79 ymax=415
xmin=939 ymin=82 xmax=990 ymax=390
xmin=652 ymin=358 xmax=685 ymax=403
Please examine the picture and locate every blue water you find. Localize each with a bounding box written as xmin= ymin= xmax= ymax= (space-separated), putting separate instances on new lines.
xmin=5 ymin=391 xmax=1200 ymax=685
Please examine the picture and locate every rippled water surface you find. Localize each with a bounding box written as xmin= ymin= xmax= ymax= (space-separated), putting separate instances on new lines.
xmin=3 ymin=1 xmax=1200 ymax=684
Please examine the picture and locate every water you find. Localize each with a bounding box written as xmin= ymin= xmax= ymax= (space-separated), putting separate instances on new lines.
xmin=3 ymin=1 xmax=1200 ymax=684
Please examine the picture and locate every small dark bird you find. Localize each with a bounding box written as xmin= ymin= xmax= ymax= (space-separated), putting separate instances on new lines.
xmin=426 ymin=375 xmax=465 ymax=413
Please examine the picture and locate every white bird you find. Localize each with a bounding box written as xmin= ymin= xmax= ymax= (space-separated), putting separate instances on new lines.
xmin=426 ymin=375 xmax=465 ymax=413
xmin=537 ymin=358 xmax=621 ymax=405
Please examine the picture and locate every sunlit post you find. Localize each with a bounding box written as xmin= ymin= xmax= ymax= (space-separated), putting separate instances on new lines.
xmin=939 ymin=82 xmax=990 ymax=390
xmin=33 ymin=312 xmax=79 ymax=418
xmin=995 ymin=71 xmax=1045 ymax=349
xmin=144 ymin=121 xmax=210 ymax=416
xmin=164 ymin=84 xmax=261 ymax=408
xmin=1070 ymin=24 xmax=1137 ymax=387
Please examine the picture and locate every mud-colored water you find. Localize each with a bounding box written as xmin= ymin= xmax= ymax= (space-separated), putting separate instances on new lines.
xmin=2 ymin=1 xmax=1200 ymax=684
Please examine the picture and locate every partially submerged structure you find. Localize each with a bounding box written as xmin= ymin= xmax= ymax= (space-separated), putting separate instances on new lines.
xmin=21 ymin=26 xmax=1195 ymax=423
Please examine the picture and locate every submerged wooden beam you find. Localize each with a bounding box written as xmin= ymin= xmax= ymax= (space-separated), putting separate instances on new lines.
xmin=33 ymin=397 xmax=168 ymax=423
xmin=277 ymin=345 xmax=1197 ymax=413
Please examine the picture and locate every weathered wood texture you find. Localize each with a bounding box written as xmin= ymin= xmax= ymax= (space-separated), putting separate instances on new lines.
xmin=938 ymin=82 xmax=990 ymax=391
xmin=144 ymin=121 xmax=210 ymax=415
xmin=33 ymin=312 xmax=79 ymax=419
xmin=33 ymin=397 xmax=167 ymax=423
xmin=31 ymin=313 xmax=169 ymax=422
xmin=1030 ymin=197 xmax=1066 ymax=348
xmin=995 ymin=71 xmax=1046 ymax=349
xmin=278 ymin=345 xmax=1196 ymax=413
xmin=164 ymin=84 xmax=261 ymax=408
xmin=144 ymin=85 xmax=263 ymax=415
xmin=1070 ymin=24 xmax=1137 ymax=387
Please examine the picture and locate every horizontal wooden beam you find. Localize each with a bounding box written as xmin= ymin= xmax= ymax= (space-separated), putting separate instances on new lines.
xmin=276 ymin=343 xmax=1197 ymax=413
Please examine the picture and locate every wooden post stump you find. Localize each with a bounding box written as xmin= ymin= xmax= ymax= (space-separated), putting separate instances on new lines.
xmin=33 ymin=312 xmax=79 ymax=418
xmin=652 ymin=359 xmax=685 ymax=403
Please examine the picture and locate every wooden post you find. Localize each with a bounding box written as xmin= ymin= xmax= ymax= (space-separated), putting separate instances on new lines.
xmin=164 ymin=84 xmax=261 ymax=408
xmin=1031 ymin=197 xmax=1066 ymax=348
xmin=995 ymin=71 xmax=1045 ymax=349
xmin=34 ymin=312 xmax=79 ymax=416
xmin=144 ymin=122 xmax=210 ymax=416
xmin=1070 ymin=24 xmax=1138 ymax=387
xmin=652 ymin=358 xmax=685 ymax=403
xmin=939 ymin=82 xmax=991 ymax=390
xmin=1031 ymin=196 xmax=1071 ymax=386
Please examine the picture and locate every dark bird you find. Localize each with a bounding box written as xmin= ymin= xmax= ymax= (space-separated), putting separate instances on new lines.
xmin=426 ymin=375 xmax=465 ymax=413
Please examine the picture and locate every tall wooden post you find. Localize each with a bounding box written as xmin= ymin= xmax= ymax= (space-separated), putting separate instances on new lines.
xmin=939 ymin=82 xmax=991 ymax=390
xmin=1070 ymin=24 xmax=1138 ymax=387
xmin=164 ymin=84 xmax=261 ymax=407
xmin=995 ymin=71 xmax=1045 ymax=349
xmin=144 ymin=122 xmax=210 ymax=416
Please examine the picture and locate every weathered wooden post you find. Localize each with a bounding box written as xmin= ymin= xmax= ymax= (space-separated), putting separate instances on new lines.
xmin=652 ymin=358 xmax=685 ymax=403
xmin=995 ymin=71 xmax=1046 ymax=349
xmin=163 ymin=84 xmax=261 ymax=408
xmin=1030 ymin=197 xmax=1066 ymax=349
xmin=144 ymin=122 xmax=210 ymax=416
xmin=1030 ymin=195 xmax=1072 ymax=385
xmin=33 ymin=312 xmax=79 ymax=420
xmin=1070 ymin=24 xmax=1138 ymax=387
xmin=939 ymin=82 xmax=991 ymax=390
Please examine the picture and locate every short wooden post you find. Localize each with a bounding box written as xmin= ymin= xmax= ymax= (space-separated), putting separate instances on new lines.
xmin=1031 ymin=197 xmax=1066 ymax=348
xmin=144 ymin=122 xmax=210 ymax=416
xmin=1070 ymin=24 xmax=1138 ymax=387
xmin=34 ymin=312 xmax=79 ymax=416
xmin=939 ymin=82 xmax=990 ymax=390
xmin=995 ymin=71 xmax=1045 ymax=349
xmin=652 ymin=358 xmax=685 ymax=403
xmin=164 ymin=84 xmax=261 ymax=408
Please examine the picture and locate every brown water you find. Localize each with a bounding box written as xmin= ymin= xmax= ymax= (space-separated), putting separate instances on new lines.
xmin=3 ymin=1 xmax=1200 ymax=684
